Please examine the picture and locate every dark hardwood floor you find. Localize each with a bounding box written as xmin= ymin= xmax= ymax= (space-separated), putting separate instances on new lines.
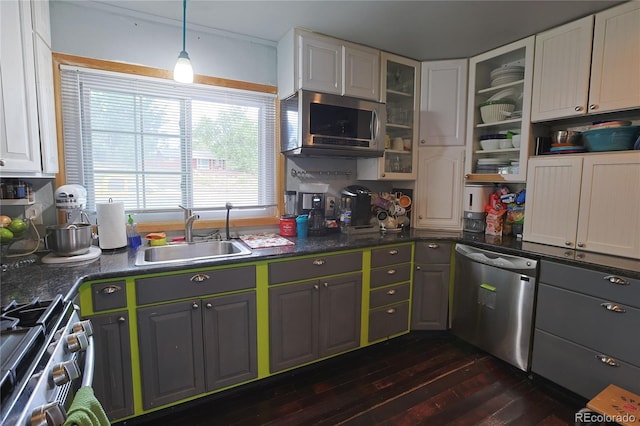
xmin=122 ymin=332 xmax=588 ymax=426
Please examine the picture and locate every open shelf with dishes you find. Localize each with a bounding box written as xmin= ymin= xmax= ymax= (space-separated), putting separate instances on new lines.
xmin=465 ymin=36 xmax=535 ymax=183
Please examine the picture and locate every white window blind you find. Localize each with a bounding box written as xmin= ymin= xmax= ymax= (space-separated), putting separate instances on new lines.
xmin=59 ymin=66 xmax=277 ymax=220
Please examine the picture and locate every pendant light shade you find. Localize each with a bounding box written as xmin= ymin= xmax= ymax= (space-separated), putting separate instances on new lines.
xmin=173 ymin=0 xmax=193 ymax=83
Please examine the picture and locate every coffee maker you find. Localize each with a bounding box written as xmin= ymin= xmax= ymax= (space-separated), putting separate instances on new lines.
xmin=307 ymin=194 xmax=326 ymax=236
xmin=341 ymin=185 xmax=372 ymax=228
xmin=298 ymin=192 xmax=325 ymax=215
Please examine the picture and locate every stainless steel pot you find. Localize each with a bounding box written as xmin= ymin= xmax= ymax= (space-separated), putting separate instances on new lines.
xmin=45 ymin=223 xmax=93 ymax=256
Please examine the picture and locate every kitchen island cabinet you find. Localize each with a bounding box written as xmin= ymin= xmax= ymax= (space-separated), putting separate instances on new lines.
xmin=524 ymin=151 xmax=640 ymax=259
xmin=531 ymin=2 xmax=640 ymax=121
xmin=531 ymin=260 xmax=640 ymax=398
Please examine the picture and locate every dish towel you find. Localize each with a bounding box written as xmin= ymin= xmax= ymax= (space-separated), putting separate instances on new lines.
xmin=239 ymin=233 xmax=295 ymax=249
xmin=63 ymin=386 xmax=110 ymax=426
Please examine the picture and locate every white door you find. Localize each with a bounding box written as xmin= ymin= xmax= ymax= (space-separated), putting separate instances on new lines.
xmin=419 ymin=59 xmax=468 ymax=146
xmin=589 ymin=1 xmax=640 ymax=114
xmin=531 ymin=16 xmax=593 ymax=121
xmin=523 ymin=157 xmax=583 ymax=248
xmin=414 ymin=147 xmax=465 ymax=230
xmin=576 ymin=152 xmax=640 ymax=259
xmin=0 ymin=0 xmax=42 ymax=173
xmin=298 ymin=32 xmax=341 ymax=95
xmin=343 ymin=43 xmax=379 ymax=100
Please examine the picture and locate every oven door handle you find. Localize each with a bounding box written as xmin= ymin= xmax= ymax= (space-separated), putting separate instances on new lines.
xmin=81 ymin=335 xmax=95 ymax=388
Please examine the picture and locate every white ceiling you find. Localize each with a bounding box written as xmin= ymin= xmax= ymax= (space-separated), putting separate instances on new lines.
xmin=88 ymin=0 xmax=622 ymax=60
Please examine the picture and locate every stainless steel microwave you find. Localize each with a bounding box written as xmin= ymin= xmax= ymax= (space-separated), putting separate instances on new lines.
xmin=280 ymin=90 xmax=385 ymax=157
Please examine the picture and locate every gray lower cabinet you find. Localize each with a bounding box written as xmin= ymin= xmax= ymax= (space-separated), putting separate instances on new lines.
xmin=531 ymin=260 xmax=640 ymax=398
xmin=269 ymin=273 xmax=362 ymax=372
xmin=137 ymin=291 xmax=257 ymax=410
xmin=90 ymin=311 xmax=134 ymax=420
xmin=411 ymin=242 xmax=451 ymax=330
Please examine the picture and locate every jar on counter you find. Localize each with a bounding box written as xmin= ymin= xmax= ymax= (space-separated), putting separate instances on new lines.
xmin=279 ymin=215 xmax=297 ymax=237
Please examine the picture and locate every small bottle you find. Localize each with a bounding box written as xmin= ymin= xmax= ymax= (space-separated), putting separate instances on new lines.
xmin=341 ymin=198 xmax=351 ymax=230
xmin=127 ymin=214 xmax=142 ymax=249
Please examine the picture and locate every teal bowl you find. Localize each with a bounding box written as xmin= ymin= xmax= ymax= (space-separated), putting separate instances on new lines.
xmin=581 ymin=125 xmax=640 ymax=152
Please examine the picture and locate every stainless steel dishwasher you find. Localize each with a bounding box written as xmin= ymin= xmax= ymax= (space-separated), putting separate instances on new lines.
xmin=451 ymin=244 xmax=538 ymax=372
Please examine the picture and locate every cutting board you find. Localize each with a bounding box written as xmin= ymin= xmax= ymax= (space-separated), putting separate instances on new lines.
xmin=239 ymin=233 xmax=295 ymax=249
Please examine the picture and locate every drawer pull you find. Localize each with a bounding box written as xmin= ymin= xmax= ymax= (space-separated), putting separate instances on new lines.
xmin=595 ymin=355 xmax=619 ymax=367
xmin=100 ymin=285 xmax=121 ymax=294
xmin=323 ymin=282 xmax=328 ymax=288
xmin=601 ymin=303 xmax=626 ymax=313
xmin=603 ymin=275 xmax=630 ymax=286
xmin=428 ymin=243 xmax=439 ymax=249
xmin=314 ymin=284 xmax=319 ymax=290
xmin=312 ymin=259 xmax=326 ymax=266
xmin=190 ymin=273 xmax=210 ymax=282
xmin=388 ymin=249 xmax=399 ymax=255
xmin=192 ymin=302 xmax=199 ymax=310
xmin=386 ymin=269 xmax=397 ymax=275
xmin=386 ymin=308 xmax=396 ymax=315
xmin=118 ymin=317 xmax=126 ymax=323
xmin=387 ymin=289 xmax=396 ymax=295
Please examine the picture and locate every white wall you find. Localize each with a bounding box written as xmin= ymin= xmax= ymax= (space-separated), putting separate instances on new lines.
xmin=49 ymin=1 xmax=277 ymax=86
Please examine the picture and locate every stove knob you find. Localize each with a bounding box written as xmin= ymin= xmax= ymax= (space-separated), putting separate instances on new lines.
xmin=72 ymin=319 xmax=93 ymax=336
xmin=66 ymin=331 xmax=88 ymax=352
xmin=30 ymin=401 xmax=67 ymax=426
xmin=51 ymin=359 xmax=80 ymax=386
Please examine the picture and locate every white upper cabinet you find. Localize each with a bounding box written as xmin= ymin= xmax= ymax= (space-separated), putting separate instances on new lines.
xmin=278 ymin=28 xmax=380 ymax=101
xmin=419 ymin=59 xmax=468 ymax=146
xmin=465 ymin=36 xmax=534 ymax=183
xmin=531 ymin=16 xmax=594 ymax=121
xmin=1 ymin=0 xmax=42 ymax=174
xmin=1 ymin=0 xmax=58 ymax=175
xmin=524 ymin=152 xmax=640 ymax=260
xmin=589 ymin=1 xmax=640 ymax=115
xmin=531 ymin=2 xmax=640 ymax=121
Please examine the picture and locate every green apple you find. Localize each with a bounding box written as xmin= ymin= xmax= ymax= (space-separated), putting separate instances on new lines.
xmin=8 ymin=219 xmax=27 ymax=237
xmin=0 ymin=228 xmax=14 ymax=243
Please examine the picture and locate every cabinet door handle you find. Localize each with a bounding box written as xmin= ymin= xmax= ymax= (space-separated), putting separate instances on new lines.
xmin=388 ymin=249 xmax=399 ymax=255
xmin=416 ymin=266 xmax=421 ymax=270
xmin=603 ymin=275 xmax=630 ymax=286
xmin=564 ymin=241 xmax=573 ymax=246
xmin=428 ymin=243 xmax=439 ymax=249
xmin=595 ymin=355 xmax=619 ymax=367
xmin=100 ymin=285 xmax=121 ymax=294
xmin=312 ymin=259 xmax=326 ymax=266
xmin=601 ymin=303 xmax=626 ymax=313
xmin=323 ymin=282 xmax=328 ymax=288
xmin=118 ymin=317 xmax=126 ymax=323
xmin=387 ymin=289 xmax=396 ymax=295
xmin=589 ymin=104 xmax=598 ymax=111
xmin=386 ymin=269 xmax=397 ymax=275
xmin=576 ymin=242 xmax=585 ymax=248
xmin=0 ymin=159 xmax=4 ymax=167
xmin=190 ymin=273 xmax=210 ymax=282
xmin=192 ymin=302 xmax=199 ymax=309
xmin=314 ymin=284 xmax=319 ymax=290
xmin=574 ymin=106 xmax=584 ymax=112
xmin=386 ymin=308 xmax=396 ymax=314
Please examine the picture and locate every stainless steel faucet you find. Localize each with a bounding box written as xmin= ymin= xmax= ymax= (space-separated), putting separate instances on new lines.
xmin=179 ymin=205 xmax=200 ymax=243
xmin=225 ymin=202 xmax=233 ymax=240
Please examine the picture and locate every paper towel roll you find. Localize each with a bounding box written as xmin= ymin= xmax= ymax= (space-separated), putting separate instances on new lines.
xmin=96 ymin=201 xmax=127 ymax=250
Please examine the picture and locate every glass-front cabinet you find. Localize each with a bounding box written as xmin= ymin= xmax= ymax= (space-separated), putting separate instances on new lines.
xmin=465 ymin=36 xmax=534 ymax=183
xmin=358 ymin=53 xmax=420 ymax=180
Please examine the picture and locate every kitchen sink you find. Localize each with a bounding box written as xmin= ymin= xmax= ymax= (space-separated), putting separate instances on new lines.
xmin=135 ymin=240 xmax=252 ymax=266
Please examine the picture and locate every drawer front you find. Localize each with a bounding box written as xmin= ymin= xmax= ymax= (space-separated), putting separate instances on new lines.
xmin=369 ymin=283 xmax=410 ymax=309
xmin=92 ymin=281 xmax=127 ymax=312
xmin=536 ymin=284 xmax=640 ymax=366
xmin=414 ymin=242 xmax=452 ymax=264
xmin=268 ymin=251 xmax=362 ymax=284
xmin=532 ymin=329 xmax=640 ymax=399
xmin=371 ymin=244 xmax=412 ymax=267
xmin=136 ymin=265 xmax=256 ymax=305
xmin=368 ymin=301 xmax=410 ymax=342
xmin=540 ymin=261 xmax=640 ymax=307
xmin=370 ymin=263 xmax=412 ymax=289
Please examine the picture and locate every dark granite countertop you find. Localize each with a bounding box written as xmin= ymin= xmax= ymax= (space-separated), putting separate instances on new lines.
xmin=2 ymin=228 xmax=638 ymax=306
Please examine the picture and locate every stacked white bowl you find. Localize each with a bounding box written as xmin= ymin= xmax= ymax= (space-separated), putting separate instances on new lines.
xmin=490 ymin=65 xmax=524 ymax=87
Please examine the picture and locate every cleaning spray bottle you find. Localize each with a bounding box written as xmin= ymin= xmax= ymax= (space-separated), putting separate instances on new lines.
xmin=127 ymin=214 xmax=142 ymax=248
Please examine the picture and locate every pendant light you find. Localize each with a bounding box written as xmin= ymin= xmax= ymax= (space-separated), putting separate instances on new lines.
xmin=173 ymin=0 xmax=194 ymax=83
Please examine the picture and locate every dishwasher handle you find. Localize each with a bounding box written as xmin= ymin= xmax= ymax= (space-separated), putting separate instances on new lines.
xmin=455 ymin=244 xmax=537 ymax=273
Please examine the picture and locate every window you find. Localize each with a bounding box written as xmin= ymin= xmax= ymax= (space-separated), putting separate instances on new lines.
xmin=58 ymin=62 xmax=278 ymax=223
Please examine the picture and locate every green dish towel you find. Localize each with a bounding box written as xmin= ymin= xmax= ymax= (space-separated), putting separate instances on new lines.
xmin=63 ymin=387 xmax=110 ymax=426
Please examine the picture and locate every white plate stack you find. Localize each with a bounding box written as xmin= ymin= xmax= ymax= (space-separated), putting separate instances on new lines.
xmin=490 ymin=65 xmax=524 ymax=87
